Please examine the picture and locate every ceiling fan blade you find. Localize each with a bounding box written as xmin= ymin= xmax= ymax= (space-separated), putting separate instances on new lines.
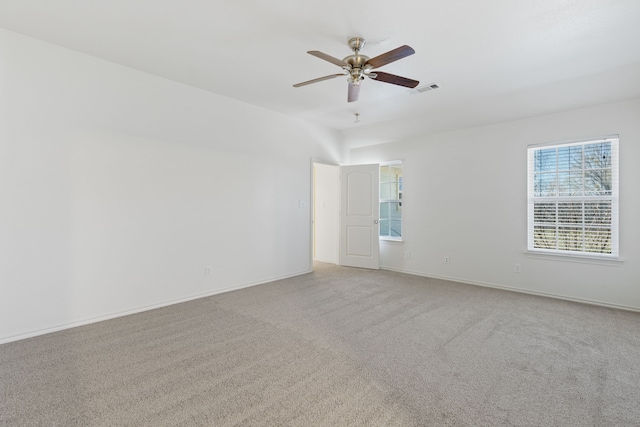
xmin=307 ymin=50 xmax=347 ymax=67
xmin=365 ymin=45 xmax=415 ymax=69
xmin=370 ymin=71 xmax=419 ymax=88
xmin=347 ymin=81 xmax=360 ymax=103
xmin=293 ymin=74 xmax=345 ymax=87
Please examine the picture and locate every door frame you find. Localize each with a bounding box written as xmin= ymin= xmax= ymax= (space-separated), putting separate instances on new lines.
xmin=310 ymin=158 xmax=381 ymax=271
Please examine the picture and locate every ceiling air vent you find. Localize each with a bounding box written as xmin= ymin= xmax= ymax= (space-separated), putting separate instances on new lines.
xmin=415 ymin=83 xmax=439 ymax=93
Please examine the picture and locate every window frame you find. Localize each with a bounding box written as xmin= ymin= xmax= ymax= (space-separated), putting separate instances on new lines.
xmin=526 ymin=136 xmax=619 ymax=260
xmin=379 ymin=161 xmax=403 ymax=241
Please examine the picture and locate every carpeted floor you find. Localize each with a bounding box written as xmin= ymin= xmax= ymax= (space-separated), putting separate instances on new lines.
xmin=1 ymin=262 xmax=639 ymax=426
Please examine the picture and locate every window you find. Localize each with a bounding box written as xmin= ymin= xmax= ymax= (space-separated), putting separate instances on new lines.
xmin=527 ymin=136 xmax=619 ymax=258
xmin=380 ymin=162 xmax=402 ymax=239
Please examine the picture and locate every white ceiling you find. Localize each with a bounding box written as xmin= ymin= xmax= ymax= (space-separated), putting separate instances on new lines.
xmin=2 ymin=0 xmax=640 ymax=146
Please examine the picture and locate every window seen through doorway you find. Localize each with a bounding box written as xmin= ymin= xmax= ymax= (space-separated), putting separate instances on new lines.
xmin=380 ymin=162 xmax=402 ymax=239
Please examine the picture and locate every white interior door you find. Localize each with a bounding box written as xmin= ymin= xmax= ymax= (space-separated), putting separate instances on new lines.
xmin=339 ymin=164 xmax=379 ymax=269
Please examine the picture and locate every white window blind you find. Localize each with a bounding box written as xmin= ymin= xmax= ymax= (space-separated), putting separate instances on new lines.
xmin=527 ymin=136 xmax=619 ymax=258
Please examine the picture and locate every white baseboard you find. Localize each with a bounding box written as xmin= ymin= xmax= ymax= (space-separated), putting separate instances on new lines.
xmin=381 ymin=266 xmax=640 ymax=313
xmin=313 ymin=257 xmax=337 ymax=264
xmin=0 ymin=269 xmax=312 ymax=345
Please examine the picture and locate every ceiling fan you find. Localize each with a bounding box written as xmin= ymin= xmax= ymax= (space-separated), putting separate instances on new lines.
xmin=293 ymin=37 xmax=419 ymax=102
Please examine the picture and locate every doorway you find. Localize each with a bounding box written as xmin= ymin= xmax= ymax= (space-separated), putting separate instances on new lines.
xmin=312 ymin=162 xmax=339 ymax=264
xmin=311 ymin=161 xmax=380 ymax=269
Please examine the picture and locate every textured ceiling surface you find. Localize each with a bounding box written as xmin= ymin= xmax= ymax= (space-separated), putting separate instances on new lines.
xmin=2 ymin=0 xmax=640 ymax=145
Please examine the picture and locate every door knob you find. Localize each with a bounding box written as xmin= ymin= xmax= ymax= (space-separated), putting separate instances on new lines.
xmin=374 ymin=220 xmax=379 ymax=224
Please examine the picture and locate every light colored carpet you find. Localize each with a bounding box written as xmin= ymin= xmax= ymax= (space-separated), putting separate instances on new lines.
xmin=1 ymin=262 xmax=639 ymax=426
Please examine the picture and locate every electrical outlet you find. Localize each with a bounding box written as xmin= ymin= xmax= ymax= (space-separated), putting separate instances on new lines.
xmin=404 ymin=251 xmax=411 ymax=260
xmin=205 ymin=266 xmax=213 ymax=276
xmin=514 ymin=263 xmax=522 ymax=273
xmin=444 ymin=256 xmax=450 ymax=264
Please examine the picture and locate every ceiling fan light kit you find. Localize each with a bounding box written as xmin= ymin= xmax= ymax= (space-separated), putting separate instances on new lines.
xmin=293 ymin=37 xmax=419 ymax=103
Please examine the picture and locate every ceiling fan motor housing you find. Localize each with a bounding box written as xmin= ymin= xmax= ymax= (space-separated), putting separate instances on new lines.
xmin=343 ymin=54 xmax=370 ymax=69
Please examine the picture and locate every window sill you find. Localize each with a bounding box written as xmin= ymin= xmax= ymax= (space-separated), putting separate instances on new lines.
xmin=380 ymin=238 xmax=403 ymax=245
xmin=524 ymin=250 xmax=624 ymax=266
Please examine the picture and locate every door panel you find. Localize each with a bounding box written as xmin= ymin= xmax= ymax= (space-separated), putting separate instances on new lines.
xmin=346 ymin=226 xmax=372 ymax=257
xmin=339 ymin=164 xmax=379 ymax=269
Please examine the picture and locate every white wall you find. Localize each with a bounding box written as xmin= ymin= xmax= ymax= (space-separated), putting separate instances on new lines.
xmin=0 ymin=29 xmax=343 ymax=343
xmin=349 ymin=98 xmax=640 ymax=310
xmin=313 ymin=163 xmax=339 ymax=263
